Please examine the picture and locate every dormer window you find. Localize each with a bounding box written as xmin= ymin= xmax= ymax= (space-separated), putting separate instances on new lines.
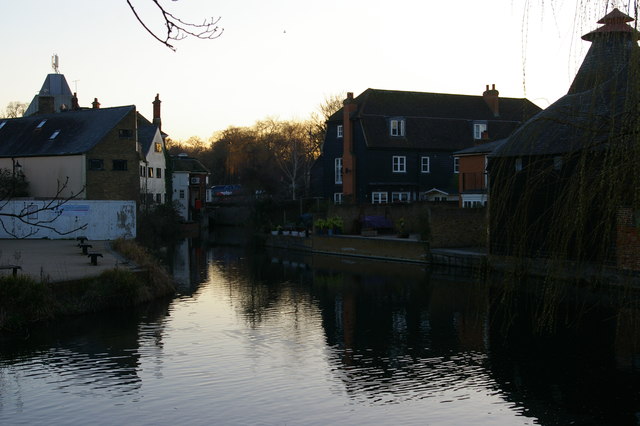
xmin=337 ymin=125 xmax=343 ymax=138
xmin=36 ymin=119 xmax=47 ymax=129
xmin=473 ymin=122 xmax=487 ymax=139
xmin=49 ymin=130 xmax=61 ymax=140
xmin=390 ymin=119 xmax=405 ymax=137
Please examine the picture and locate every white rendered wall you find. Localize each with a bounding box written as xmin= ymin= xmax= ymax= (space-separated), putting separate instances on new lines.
xmin=0 ymin=200 xmax=136 ymax=239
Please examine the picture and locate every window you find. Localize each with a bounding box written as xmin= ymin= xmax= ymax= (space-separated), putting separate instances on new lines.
xmin=391 ymin=192 xmax=410 ymax=203
xmin=148 ymin=167 xmax=154 ymax=178
xmin=140 ymin=166 xmax=145 ymax=177
xmin=337 ymin=125 xmax=343 ymax=138
xmin=393 ymin=156 xmax=406 ymax=173
xmin=390 ymin=119 xmax=405 ymax=136
xmin=334 ymin=193 xmax=343 ymax=204
xmin=156 ymin=168 xmax=162 ymax=178
xmin=36 ymin=119 xmax=47 ymax=129
xmin=154 ymin=142 xmax=162 ymax=152
xmin=179 ymin=189 xmax=185 ymax=199
xmin=335 ymin=157 xmax=343 ymax=184
xmin=421 ymin=156 xmax=430 ymax=173
xmin=155 ymin=193 xmax=162 ymax=203
xmin=89 ymin=159 xmax=104 ymax=170
xmin=372 ymin=192 xmax=388 ymax=204
xmin=473 ymin=122 xmax=487 ymax=139
xmin=49 ymin=130 xmax=61 ymax=140
xmin=515 ymin=158 xmax=523 ymax=172
xmin=453 ymin=157 xmax=459 ymax=174
xmin=0 ymin=121 xmax=6 ymax=130
xmin=118 ymin=129 xmax=133 ymax=138
xmin=112 ymin=159 xmax=127 ymax=171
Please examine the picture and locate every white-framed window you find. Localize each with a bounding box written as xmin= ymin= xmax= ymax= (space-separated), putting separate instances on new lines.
xmin=453 ymin=157 xmax=459 ymax=174
xmin=335 ymin=157 xmax=343 ymax=184
xmin=391 ymin=192 xmax=410 ymax=203
xmin=337 ymin=125 xmax=343 ymax=138
xmin=390 ymin=119 xmax=405 ymax=136
xmin=392 ymin=156 xmax=406 ymax=173
xmin=473 ymin=122 xmax=487 ymax=139
xmin=372 ymin=192 xmax=388 ymax=204
xmin=421 ymin=156 xmax=430 ymax=173
xmin=334 ymin=193 xmax=343 ymax=204
xmin=515 ymin=158 xmax=523 ymax=172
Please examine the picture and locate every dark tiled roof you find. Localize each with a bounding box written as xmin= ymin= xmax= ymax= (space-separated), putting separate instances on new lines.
xmin=0 ymin=106 xmax=135 ymax=157
xmin=172 ymin=156 xmax=209 ymax=173
xmin=494 ymin=12 xmax=639 ymax=158
xmin=330 ymin=89 xmax=541 ymax=150
xmin=454 ymin=139 xmax=506 ymax=156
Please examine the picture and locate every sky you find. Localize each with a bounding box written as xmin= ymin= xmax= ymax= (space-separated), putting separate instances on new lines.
xmin=0 ymin=0 xmax=628 ymax=141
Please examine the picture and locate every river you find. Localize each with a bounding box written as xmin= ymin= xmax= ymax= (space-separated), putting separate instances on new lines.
xmin=1 ymin=241 xmax=639 ymax=425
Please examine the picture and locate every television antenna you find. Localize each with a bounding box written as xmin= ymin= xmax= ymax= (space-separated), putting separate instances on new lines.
xmin=51 ymin=54 xmax=59 ymax=73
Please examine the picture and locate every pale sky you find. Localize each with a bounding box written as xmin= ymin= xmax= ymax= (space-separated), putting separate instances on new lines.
xmin=0 ymin=0 xmax=625 ymax=141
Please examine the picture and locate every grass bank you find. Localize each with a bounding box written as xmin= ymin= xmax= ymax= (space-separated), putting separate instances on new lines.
xmin=0 ymin=239 xmax=175 ymax=333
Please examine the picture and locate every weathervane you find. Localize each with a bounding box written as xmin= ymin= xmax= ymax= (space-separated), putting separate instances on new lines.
xmin=51 ymin=54 xmax=59 ymax=74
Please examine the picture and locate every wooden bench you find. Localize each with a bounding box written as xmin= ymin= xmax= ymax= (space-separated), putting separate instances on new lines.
xmin=87 ymin=253 xmax=103 ymax=266
xmin=0 ymin=265 xmax=22 ymax=276
xmin=78 ymin=243 xmax=92 ymax=255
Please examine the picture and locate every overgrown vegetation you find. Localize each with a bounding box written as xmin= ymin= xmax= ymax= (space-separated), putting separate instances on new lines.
xmin=0 ymin=240 xmax=175 ymax=333
xmin=136 ymin=202 xmax=184 ymax=249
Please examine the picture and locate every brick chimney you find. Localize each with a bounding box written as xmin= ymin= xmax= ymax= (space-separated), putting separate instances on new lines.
xmin=482 ymin=84 xmax=499 ymax=117
xmin=71 ymin=92 xmax=79 ymax=110
xmin=153 ymin=93 xmax=162 ymax=129
xmin=38 ymin=95 xmax=55 ymax=114
xmin=92 ymin=98 xmax=101 ymax=109
xmin=342 ymin=92 xmax=357 ymax=202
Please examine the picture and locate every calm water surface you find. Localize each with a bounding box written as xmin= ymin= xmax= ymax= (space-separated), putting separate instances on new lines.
xmin=1 ymin=242 xmax=639 ymax=425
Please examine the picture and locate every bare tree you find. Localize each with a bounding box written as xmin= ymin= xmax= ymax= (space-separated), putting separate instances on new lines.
xmin=309 ymin=92 xmax=346 ymax=156
xmin=3 ymin=102 xmax=27 ymax=119
xmin=126 ymin=0 xmax=223 ymax=50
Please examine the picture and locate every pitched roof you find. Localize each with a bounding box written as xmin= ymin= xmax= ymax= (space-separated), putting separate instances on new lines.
xmin=172 ymin=155 xmax=209 ymax=173
xmin=0 ymin=106 xmax=135 ymax=157
xmin=24 ymin=74 xmax=74 ymax=116
xmin=494 ymin=9 xmax=639 ymax=158
xmin=136 ymin=113 xmax=161 ymax=156
xmin=454 ymin=139 xmax=506 ymax=156
xmin=331 ymin=89 xmax=541 ymax=151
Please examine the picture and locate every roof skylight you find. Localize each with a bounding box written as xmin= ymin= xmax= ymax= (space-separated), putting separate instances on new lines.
xmin=36 ymin=119 xmax=47 ymax=129
xmin=0 ymin=121 xmax=6 ymax=130
xmin=49 ymin=130 xmax=61 ymax=140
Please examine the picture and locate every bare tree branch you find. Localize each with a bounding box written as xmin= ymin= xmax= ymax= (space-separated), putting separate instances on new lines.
xmin=0 ymin=176 xmax=87 ymax=239
xmin=126 ymin=0 xmax=223 ymax=51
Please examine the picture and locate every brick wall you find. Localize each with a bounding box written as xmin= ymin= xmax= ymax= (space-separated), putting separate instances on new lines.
xmin=329 ymin=202 xmax=487 ymax=248
xmin=85 ymin=109 xmax=140 ymax=203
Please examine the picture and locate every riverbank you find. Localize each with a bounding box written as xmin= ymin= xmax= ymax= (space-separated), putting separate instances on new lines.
xmin=0 ymin=239 xmax=175 ymax=333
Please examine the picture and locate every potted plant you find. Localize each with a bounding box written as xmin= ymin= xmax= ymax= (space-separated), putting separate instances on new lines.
xmin=330 ymin=216 xmax=343 ymax=235
xmin=314 ymin=218 xmax=326 ymax=235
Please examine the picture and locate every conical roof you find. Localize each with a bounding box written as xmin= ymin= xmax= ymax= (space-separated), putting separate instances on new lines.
xmin=493 ymin=9 xmax=640 ymax=157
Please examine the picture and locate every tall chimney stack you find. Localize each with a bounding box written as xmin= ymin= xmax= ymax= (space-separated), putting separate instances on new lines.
xmin=38 ymin=95 xmax=55 ymax=114
xmin=482 ymin=84 xmax=499 ymax=117
xmin=153 ymin=93 xmax=162 ymax=130
xmin=92 ymin=98 xmax=101 ymax=109
xmin=71 ymin=92 xmax=79 ymax=110
xmin=342 ymin=92 xmax=357 ymax=203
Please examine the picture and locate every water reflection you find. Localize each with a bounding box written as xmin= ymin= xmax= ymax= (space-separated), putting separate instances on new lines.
xmin=1 ymin=241 xmax=640 ymax=425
